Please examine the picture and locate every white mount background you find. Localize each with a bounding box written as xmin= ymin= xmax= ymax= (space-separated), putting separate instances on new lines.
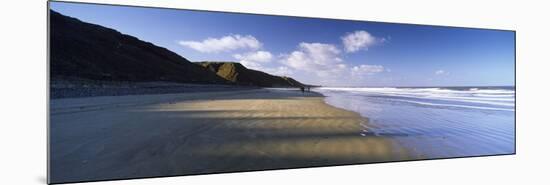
xmin=0 ymin=0 xmax=548 ymax=184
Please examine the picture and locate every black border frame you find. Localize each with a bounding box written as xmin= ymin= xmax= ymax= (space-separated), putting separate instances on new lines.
xmin=47 ymin=0 xmax=516 ymax=184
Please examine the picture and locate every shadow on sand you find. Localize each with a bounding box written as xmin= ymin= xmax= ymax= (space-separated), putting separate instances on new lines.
xmin=49 ymin=89 xmax=413 ymax=184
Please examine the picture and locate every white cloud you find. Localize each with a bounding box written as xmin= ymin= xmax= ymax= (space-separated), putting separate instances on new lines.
xmin=341 ymin=30 xmax=381 ymax=53
xmin=233 ymin=50 xmax=273 ymax=71
xmin=232 ymin=50 xmax=292 ymax=77
xmin=435 ymin=69 xmax=449 ymax=75
xmin=179 ymin=34 xmax=261 ymax=53
xmin=233 ymin=51 xmax=272 ymax=63
xmin=279 ymin=42 xmax=388 ymax=82
xmin=263 ymin=66 xmax=294 ymax=76
xmin=238 ymin=60 xmax=263 ymax=70
xmin=280 ymin=42 xmax=343 ymax=76
xmin=351 ymin=64 xmax=385 ymax=76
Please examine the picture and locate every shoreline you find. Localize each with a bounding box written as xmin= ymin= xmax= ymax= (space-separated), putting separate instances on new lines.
xmin=314 ymin=87 xmax=515 ymax=158
xmin=50 ymin=88 xmax=414 ymax=183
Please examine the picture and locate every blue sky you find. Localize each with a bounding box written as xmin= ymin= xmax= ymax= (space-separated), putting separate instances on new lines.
xmin=50 ymin=2 xmax=515 ymax=87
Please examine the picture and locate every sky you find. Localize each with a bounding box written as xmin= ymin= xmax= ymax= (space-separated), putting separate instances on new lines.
xmin=50 ymin=2 xmax=515 ymax=87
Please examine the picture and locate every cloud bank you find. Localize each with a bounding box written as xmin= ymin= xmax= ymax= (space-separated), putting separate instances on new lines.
xmin=435 ymin=69 xmax=450 ymax=75
xmin=180 ymin=30 xmax=389 ymax=85
xmin=279 ymin=42 xmax=385 ymax=83
xmin=179 ymin=34 xmax=262 ymax=53
xmin=352 ymin=64 xmax=385 ymax=76
xmin=280 ymin=42 xmax=345 ymax=77
xmin=341 ymin=30 xmax=382 ymax=53
xmin=233 ymin=50 xmax=273 ymax=70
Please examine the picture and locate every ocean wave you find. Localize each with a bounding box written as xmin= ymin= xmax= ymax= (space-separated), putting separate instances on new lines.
xmin=319 ymin=87 xmax=515 ymax=94
xmin=393 ymin=99 xmax=515 ymax=112
xmin=316 ymin=87 xmax=515 ymax=111
xmin=314 ymin=87 xmax=515 ymax=158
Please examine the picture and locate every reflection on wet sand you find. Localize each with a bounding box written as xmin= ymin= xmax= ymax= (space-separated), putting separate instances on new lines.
xmin=50 ymin=89 xmax=414 ymax=183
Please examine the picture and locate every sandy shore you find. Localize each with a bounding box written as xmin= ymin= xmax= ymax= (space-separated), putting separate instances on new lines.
xmin=50 ymin=89 xmax=413 ymax=183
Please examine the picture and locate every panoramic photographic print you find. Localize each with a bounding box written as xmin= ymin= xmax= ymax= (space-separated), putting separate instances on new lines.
xmin=48 ymin=1 xmax=515 ymax=184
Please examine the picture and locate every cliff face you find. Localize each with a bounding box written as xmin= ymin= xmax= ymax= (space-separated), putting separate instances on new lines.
xmin=197 ymin=62 xmax=305 ymax=87
xmin=50 ymin=10 xmax=229 ymax=84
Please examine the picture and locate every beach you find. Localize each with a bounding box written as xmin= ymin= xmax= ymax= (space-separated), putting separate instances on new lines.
xmin=50 ymin=88 xmax=413 ymax=183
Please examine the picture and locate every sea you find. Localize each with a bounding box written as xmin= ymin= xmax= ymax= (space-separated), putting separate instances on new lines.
xmin=314 ymin=86 xmax=515 ymax=159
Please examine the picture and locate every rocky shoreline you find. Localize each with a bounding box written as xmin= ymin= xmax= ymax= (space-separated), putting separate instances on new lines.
xmin=50 ymin=80 xmax=258 ymax=99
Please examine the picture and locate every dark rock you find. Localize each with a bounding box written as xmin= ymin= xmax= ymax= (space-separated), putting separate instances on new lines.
xmin=50 ymin=10 xmax=229 ymax=84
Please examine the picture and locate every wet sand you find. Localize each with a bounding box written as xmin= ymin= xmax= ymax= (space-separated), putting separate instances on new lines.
xmin=49 ymin=89 xmax=413 ymax=183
